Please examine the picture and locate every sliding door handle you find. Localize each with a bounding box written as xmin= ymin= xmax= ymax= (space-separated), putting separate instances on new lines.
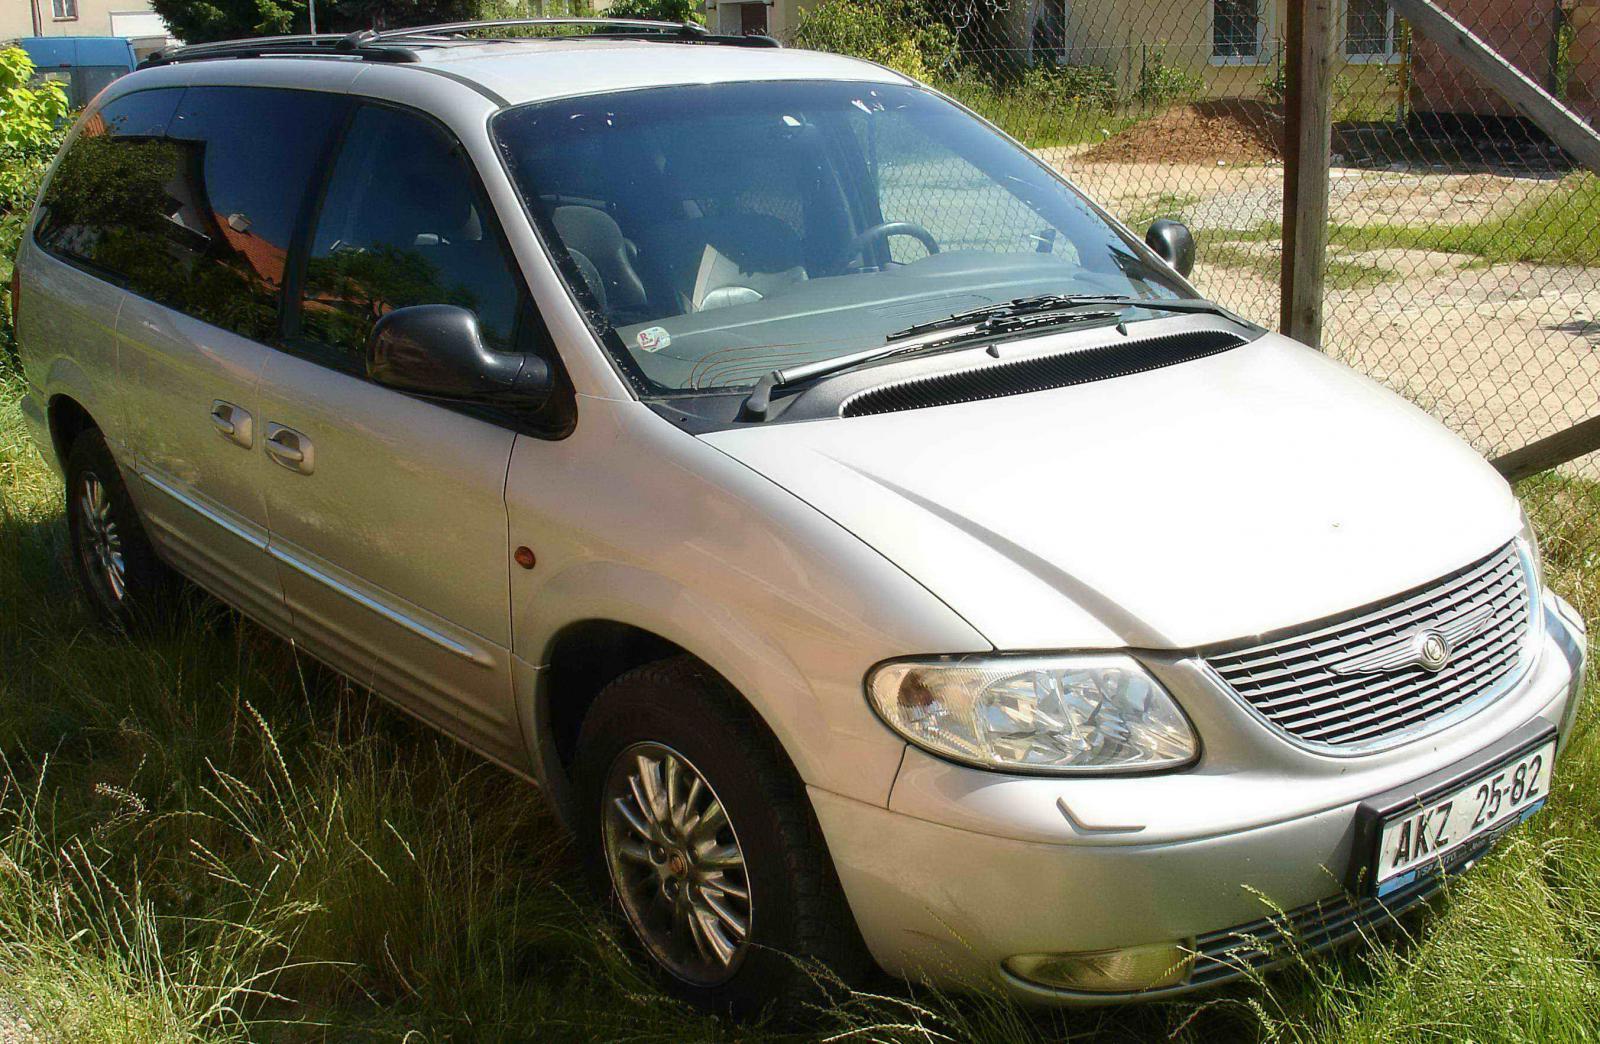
xmin=264 ymin=423 xmax=314 ymax=474
xmin=210 ymin=400 xmax=253 ymax=448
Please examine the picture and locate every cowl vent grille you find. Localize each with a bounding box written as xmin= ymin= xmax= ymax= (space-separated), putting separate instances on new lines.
xmin=839 ymin=329 xmax=1246 ymax=418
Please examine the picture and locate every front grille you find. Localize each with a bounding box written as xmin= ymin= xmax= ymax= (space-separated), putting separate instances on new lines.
xmin=1205 ymin=542 xmax=1532 ymax=750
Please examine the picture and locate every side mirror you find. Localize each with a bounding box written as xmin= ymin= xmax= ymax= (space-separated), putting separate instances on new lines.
xmin=366 ymin=304 xmax=551 ymax=407
xmin=1145 ymin=219 xmax=1196 ymax=277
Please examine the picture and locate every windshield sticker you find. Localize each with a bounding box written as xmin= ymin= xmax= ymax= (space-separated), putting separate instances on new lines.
xmin=637 ymin=327 xmax=671 ymax=353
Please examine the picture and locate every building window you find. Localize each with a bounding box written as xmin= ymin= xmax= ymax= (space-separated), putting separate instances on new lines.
xmin=739 ymin=1 xmax=767 ymax=35
xmin=1213 ymin=0 xmax=1261 ymax=62
xmin=51 ymin=0 xmax=78 ymax=19
xmin=1346 ymin=0 xmax=1396 ymax=61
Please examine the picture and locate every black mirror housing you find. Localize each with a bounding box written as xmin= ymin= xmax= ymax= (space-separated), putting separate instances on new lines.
xmin=1145 ymin=219 xmax=1196 ymax=277
xmin=366 ymin=304 xmax=551 ymax=407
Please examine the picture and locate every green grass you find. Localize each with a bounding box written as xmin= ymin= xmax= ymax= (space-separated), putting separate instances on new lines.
xmin=1129 ymin=191 xmax=1203 ymax=229
xmin=1202 ymin=241 xmax=1397 ymax=290
xmin=948 ymin=87 xmax=1144 ymax=149
xmin=2 ymin=368 xmax=1600 ymax=1041
xmin=1222 ymin=173 xmax=1600 ymax=269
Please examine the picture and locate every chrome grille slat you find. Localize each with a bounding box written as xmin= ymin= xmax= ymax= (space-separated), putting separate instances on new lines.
xmin=1217 ymin=549 xmax=1514 ymax=667
xmin=1204 ymin=542 xmax=1532 ymax=750
xmin=1216 ymin=558 xmax=1522 ymax=679
xmin=1297 ymin=652 xmax=1518 ymax=744
xmin=1259 ymin=612 xmax=1525 ymax=720
xmin=1226 ymin=574 xmax=1522 ymax=689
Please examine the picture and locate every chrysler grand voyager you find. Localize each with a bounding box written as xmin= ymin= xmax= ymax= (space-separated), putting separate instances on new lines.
xmin=12 ymin=19 xmax=1588 ymax=1011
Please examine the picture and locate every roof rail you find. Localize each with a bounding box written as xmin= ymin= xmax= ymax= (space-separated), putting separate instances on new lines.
xmin=140 ymin=33 xmax=419 ymax=68
xmin=138 ymin=18 xmax=781 ymax=68
xmin=368 ymin=17 xmax=782 ymax=47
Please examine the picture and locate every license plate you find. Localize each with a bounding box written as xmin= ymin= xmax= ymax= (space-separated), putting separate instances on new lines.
xmin=1372 ymin=738 xmax=1555 ymax=895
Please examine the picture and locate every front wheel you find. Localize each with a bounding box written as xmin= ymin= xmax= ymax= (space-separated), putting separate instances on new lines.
xmin=576 ymin=656 xmax=871 ymax=1014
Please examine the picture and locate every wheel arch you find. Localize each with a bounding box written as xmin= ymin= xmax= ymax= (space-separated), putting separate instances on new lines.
xmin=526 ymin=600 xmax=821 ymax=832
xmin=47 ymin=393 xmax=99 ymax=467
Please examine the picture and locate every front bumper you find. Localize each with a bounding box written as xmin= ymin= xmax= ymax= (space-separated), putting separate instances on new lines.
xmin=812 ymin=594 xmax=1586 ymax=1003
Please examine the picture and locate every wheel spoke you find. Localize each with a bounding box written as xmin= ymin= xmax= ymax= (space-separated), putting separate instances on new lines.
xmin=612 ymin=795 xmax=655 ymax=843
xmin=613 ymin=837 xmax=654 ymax=866
xmin=697 ymin=908 xmax=739 ymax=966
xmin=701 ymin=888 xmax=749 ymax=940
xmin=701 ymin=870 xmax=748 ymax=902
xmin=681 ymin=775 xmax=704 ymax=820
xmin=662 ymin=753 xmax=684 ymax=833
xmin=634 ymin=753 xmax=666 ymax=823
xmin=692 ymin=797 xmax=728 ymax=844
xmin=698 ymin=842 xmax=743 ymax=871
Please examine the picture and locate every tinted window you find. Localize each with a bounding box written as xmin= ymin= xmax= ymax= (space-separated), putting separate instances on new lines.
xmin=299 ymin=104 xmax=522 ymax=361
xmin=161 ymin=88 xmax=344 ymax=340
xmin=37 ymin=86 xmax=343 ymax=342
xmin=36 ymin=87 xmax=183 ymax=274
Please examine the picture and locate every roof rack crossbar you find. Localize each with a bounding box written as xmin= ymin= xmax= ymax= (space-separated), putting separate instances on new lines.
xmin=140 ymin=35 xmax=420 ymax=68
xmin=369 ymin=17 xmax=705 ymax=40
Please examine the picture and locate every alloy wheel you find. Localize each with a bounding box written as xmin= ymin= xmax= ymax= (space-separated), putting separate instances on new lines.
xmin=601 ymin=741 xmax=753 ymax=986
xmin=76 ymin=470 xmax=126 ymax=609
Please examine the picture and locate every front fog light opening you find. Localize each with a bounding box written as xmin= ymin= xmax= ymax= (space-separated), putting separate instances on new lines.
xmin=1003 ymin=941 xmax=1197 ymax=993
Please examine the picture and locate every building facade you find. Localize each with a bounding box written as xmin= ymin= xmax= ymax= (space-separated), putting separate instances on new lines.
xmin=3 ymin=0 xmax=170 ymax=48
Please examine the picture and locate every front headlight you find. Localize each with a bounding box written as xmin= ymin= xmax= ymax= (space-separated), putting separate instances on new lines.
xmin=866 ymin=654 xmax=1198 ymax=774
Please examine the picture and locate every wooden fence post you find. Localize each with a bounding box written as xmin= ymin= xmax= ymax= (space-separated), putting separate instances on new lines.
xmin=1280 ymin=0 xmax=1337 ymax=348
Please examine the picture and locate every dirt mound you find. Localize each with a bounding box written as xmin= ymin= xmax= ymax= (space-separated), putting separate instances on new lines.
xmin=1085 ymin=100 xmax=1283 ymax=164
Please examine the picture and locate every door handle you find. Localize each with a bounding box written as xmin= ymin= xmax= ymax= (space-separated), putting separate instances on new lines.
xmin=264 ymin=423 xmax=314 ymax=475
xmin=210 ymin=400 xmax=253 ymax=448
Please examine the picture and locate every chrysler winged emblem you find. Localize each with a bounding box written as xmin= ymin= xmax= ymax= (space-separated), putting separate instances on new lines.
xmin=1327 ymin=603 xmax=1494 ymax=676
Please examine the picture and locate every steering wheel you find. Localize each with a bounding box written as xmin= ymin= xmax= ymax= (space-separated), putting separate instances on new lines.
xmin=846 ymin=221 xmax=941 ymax=266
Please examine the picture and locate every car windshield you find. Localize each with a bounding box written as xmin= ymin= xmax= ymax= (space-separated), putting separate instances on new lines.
xmin=492 ymin=80 xmax=1192 ymax=394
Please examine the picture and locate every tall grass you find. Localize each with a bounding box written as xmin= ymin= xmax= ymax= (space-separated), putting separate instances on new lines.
xmin=1 ymin=369 xmax=1597 ymax=1041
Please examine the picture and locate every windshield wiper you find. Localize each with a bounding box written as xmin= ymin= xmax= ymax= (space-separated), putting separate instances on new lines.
xmin=736 ymin=294 xmax=1242 ymax=422
xmin=888 ymin=294 xmax=1235 ymax=341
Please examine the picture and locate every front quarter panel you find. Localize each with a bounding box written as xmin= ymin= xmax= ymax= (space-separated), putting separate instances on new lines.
xmin=505 ymin=396 xmax=990 ymax=807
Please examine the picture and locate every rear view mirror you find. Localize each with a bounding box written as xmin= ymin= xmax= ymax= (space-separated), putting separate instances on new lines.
xmin=1145 ymin=219 xmax=1196 ymax=277
xmin=366 ymin=304 xmax=551 ymax=407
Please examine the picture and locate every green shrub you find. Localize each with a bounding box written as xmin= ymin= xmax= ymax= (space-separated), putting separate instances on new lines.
xmin=1257 ymin=61 xmax=1356 ymax=116
xmin=1 ymin=47 xmax=70 ymax=365
xmin=1018 ymin=62 xmax=1117 ymax=110
xmin=792 ymin=0 xmax=956 ymax=81
xmin=601 ymin=0 xmax=702 ymax=24
xmin=1132 ymin=46 xmax=1203 ymax=108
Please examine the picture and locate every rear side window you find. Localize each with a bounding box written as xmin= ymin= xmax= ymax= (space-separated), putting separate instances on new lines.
xmin=298 ymin=104 xmax=523 ymax=361
xmin=36 ymin=88 xmax=184 ymax=274
xmin=37 ymin=86 xmax=344 ymax=342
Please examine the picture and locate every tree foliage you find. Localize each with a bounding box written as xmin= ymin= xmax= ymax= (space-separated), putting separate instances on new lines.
xmin=0 ymin=47 xmax=70 ymax=214
xmin=148 ymin=0 xmax=479 ymax=44
xmin=601 ymin=0 xmax=702 ymax=24
xmin=791 ymin=0 xmax=956 ymax=81
xmin=1 ymin=47 xmax=70 ymax=360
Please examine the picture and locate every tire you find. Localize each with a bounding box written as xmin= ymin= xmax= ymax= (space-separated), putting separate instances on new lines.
xmin=64 ymin=428 xmax=178 ymax=629
xmin=575 ymin=655 xmax=873 ymax=1016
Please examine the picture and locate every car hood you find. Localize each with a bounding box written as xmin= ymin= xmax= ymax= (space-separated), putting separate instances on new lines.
xmin=700 ymin=329 xmax=1521 ymax=651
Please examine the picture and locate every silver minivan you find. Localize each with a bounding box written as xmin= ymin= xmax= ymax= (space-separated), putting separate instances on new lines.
xmin=13 ymin=19 xmax=1588 ymax=1012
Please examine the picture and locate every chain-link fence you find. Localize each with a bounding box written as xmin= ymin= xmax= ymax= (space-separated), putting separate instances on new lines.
xmin=774 ymin=0 xmax=1600 ymax=607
